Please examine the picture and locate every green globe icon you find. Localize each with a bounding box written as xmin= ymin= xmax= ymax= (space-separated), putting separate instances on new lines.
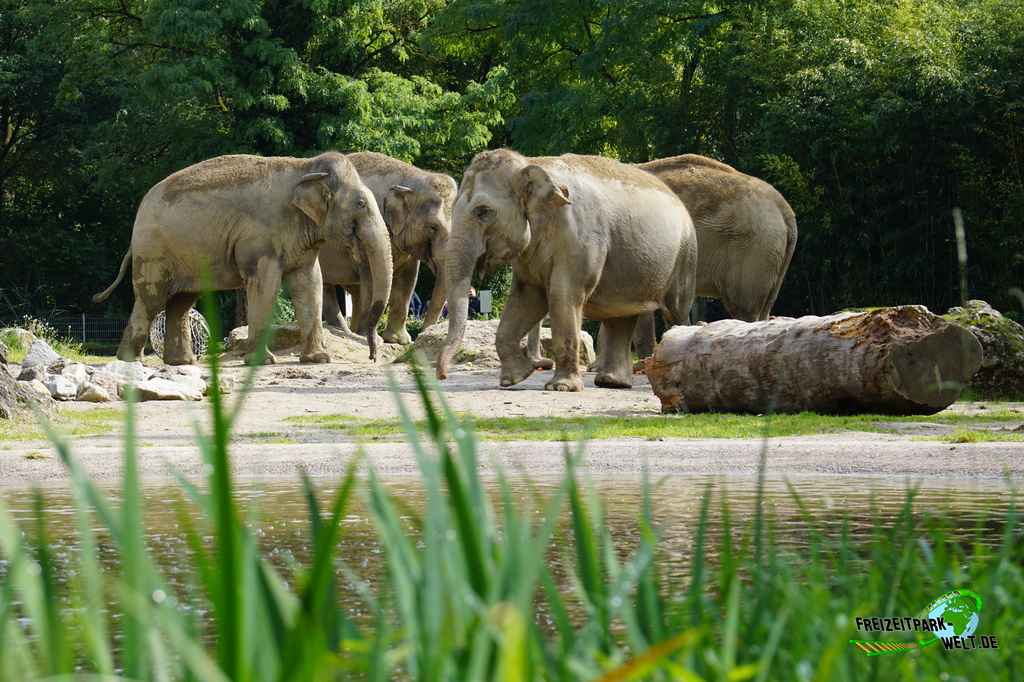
xmin=926 ymin=591 xmax=981 ymax=641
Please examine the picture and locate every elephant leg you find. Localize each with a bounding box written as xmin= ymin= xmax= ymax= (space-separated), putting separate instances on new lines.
xmin=118 ymin=296 xmax=160 ymax=362
xmin=116 ymin=263 xmax=169 ymax=362
xmin=632 ymin=311 xmax=656 ymax=358
xmin=526 ymin=322 xmax=554 ymax=370
xmin=544 ymin=287 xmax=585 ymax=392
xmin=286 ymin=263 xmax=330 ymax=364
xmin=595 ymin=315 xmax=638 ymax=389
xmin=163 ymin=293 xmax=199 ymax=365
xmin=244 ymin=257 xmax=283 ymax=366
xmin=420 ymin=266 xmax=446 ymax=328
xmin=496 ymin=279 xmax=548 ymax=388
xmin=381 ymin=260 xmax=418 ymax=345
xmin=322 ymin=284 xmax=347 ymax=328
xmin=348 ymin=284 xmax=363 ymax=332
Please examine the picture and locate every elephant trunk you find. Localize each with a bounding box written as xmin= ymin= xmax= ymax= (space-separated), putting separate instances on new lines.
xmin=358 ymin=214 xmax=393 ymax=361
xmin=436 ymin=232 xmax=481 ymax=379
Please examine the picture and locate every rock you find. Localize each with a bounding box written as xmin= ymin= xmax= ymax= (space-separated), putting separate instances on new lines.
xmin=539 ymin=327 xmax=596 ymax=366
xmin=17 ymin=365 xmax=48 ymax=382
xmin=154 ymin=366 xmax=207 ymax=397
xmin=92 ymin=359 xmax=153 ymax=398
xmin=410 ymin=319 xmax=596 ymax=369
xmin=44 ymin=375 xmax=79 ymax=401
xmin=136 ymin=377 xmax=203 ymax=401
xmin=61 ymin=362 xmax=91 ymax=386
xmin=26 ymin=379 xmax=51 ymax=398
xmin=0 ymin=327 xmax=35 ymax=350
xmin=225 ymin=324 xmax=304 ymax=352
xmin=225 ymin=324 xmax=406 ymax=364
xmin=409 ymin=319 xmax=502 ymax=368
xmin=77 ymin=382 xmax=115 ymax=403
xmin=21 ymin=339 xmax=61 ymax=369
xmin=944 ymin=300 xmax=1024 ymax=398
xmin=0 ymin=340 xmax=7 ymax=366
xmin=0 ymin=370 xmax=55 ymax=420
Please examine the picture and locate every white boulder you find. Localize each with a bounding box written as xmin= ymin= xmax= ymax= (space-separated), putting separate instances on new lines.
xmin=136 ymin=377 xmax=203 ymax=401
xmin=22 ymin=339 xmax=61 ymax=369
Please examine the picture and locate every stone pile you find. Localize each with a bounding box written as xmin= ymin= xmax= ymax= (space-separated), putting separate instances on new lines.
xmin=1 ymin=328 xmax=224 ymax=409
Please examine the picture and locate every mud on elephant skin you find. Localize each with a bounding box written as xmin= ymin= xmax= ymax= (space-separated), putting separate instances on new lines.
xmin=437 ymin=149 xmax=698 ymax=392
xmin=93 ymin=152 xmax=393 ymax=366
xmin=319 ymin=152 xmax=456 ymax=346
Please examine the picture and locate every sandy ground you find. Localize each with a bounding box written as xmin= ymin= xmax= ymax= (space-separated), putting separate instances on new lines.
xmin=2 ymin=356 xmax=1023 ymax=488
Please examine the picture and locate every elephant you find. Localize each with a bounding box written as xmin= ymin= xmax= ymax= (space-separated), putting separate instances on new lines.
xmin=92 ymin=152 xmax=393 ymax=365
xmin=319 ymin=152 xmax=456 ymax=345
xmin=526 ymin=154 xmax=799 ymax=360
xmin=437 ymin=149 xmax=697 ymax=392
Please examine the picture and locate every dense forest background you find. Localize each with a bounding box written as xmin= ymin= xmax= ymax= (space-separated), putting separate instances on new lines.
xmin=1 ymin=0 xmax=1021 ymax=323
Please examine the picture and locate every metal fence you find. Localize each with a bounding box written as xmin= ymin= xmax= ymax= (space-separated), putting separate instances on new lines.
xmin=0 ymin=315 xmax=129 ymax=344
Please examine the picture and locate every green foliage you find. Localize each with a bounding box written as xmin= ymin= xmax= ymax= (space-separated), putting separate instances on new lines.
xmin=0 ymin=354 xmax=1022 ymax=679
xmin=1 ymin=0 xmax=1023 ymax=319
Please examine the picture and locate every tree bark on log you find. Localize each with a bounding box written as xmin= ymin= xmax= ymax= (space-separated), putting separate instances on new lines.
xmin=645 ymin=306 xmax=983 ymax=415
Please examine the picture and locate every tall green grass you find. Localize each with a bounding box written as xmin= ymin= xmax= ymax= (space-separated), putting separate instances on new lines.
xmin=0 ymin=297 xmax=1021 ymax=679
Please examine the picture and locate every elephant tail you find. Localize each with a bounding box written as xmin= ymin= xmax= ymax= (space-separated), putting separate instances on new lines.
xmin=92 ymin=249 xmax=131 ymax=303
xmin=761 ymin=203 xmax=798 ymax=320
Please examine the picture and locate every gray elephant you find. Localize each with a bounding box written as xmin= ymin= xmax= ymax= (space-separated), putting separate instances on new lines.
xmin=527 ymin=154 xmax=799 ymax=360
xmin=319 ymin=152 xmax=456 ymax=345
xmin=93 ymin=152 xmax=393 ymax=365
xmin=437 ymin=149 xmax=697 ymax=392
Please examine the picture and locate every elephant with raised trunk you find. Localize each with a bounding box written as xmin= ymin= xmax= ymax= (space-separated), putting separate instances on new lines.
xmin=93 ymin=152 xmax=393 ymax=365
xmin=320 ymin=152 xmax=456 ymax=345
xmin=437 ymin=149 xmax=697 ymax=392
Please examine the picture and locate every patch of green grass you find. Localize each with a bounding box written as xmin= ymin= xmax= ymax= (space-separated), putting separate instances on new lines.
xmin=929 ymin=428 xmax=1024 ymax=444
xmin=243 ymin=431 xmax=299 ymax=445
xmin=287 ymin=408 xmax=1024 ymax=441
xmin=0 ymin=408 xmax=122 ymax=442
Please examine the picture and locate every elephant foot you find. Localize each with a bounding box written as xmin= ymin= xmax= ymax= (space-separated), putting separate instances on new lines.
xmin=164 ymin=352 xmax=196 ymax=366
xmin=544 ymin=374 xmax=584 ymax=392
xmin=595 ymin=372 xmax=632 ymax=389
xmin=382 ymin=328 xmax=413 ymax=345
xmin=499 ymin=356 xmax=536 ymax=388
xmin=300 ymin=351 xmax=330 ymax=364
xmin=530 ymin=356 xmax=554 ymax=371
xmin=245 ymin=350 xmax=277 ymax=366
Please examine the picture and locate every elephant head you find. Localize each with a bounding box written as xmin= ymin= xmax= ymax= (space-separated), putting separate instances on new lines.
xmin=436 ymin=149 xmax=570 ymax=379
xmin=383 ymin=173 xmax=457 ymax=274
xmin=292 ymin=153 xmax=393 ymax=358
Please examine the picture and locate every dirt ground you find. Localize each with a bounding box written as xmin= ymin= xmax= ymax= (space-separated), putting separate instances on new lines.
xmin=3 ymin=351 xmax=1024 ymax=488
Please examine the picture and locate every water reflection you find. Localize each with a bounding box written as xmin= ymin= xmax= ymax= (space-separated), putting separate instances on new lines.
xmin=2 ymin=474 xmax=1019 ymax=633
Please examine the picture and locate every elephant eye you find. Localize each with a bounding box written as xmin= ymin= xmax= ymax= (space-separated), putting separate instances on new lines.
xmin=473 ymin=205 xmax=494 ymax=221
xmin=356 ymin=197 xmax=367 ymax=209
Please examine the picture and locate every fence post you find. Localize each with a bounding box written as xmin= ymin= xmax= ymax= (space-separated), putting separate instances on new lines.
xmin=82 ymin=312 xmax=86 ymax=344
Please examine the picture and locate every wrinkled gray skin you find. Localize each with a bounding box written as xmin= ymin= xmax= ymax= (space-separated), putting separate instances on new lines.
xmin=438 ymin=149 xmax=697 ymax=392
xmin=526 ymin=154 xmax=799 ymax=360
xmin=93 ymin=153 xmax=393 ymax=365
xmin=319 ymin=152 xmax=456 ymax=345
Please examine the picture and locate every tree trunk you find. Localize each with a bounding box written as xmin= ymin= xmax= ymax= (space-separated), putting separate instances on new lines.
xmin=645 ymin=306 xmax=983 ymax=415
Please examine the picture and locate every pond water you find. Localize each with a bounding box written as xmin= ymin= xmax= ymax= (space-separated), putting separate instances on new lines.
xmin=1 ymin=473 xmax=1020 ymax=636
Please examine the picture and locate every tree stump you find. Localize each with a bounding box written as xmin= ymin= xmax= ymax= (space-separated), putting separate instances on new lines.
xmin=645 ymin=306 xmax=983 ymax=415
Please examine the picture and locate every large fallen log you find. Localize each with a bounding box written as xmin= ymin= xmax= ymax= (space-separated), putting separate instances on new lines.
xmin=645 ymin=306 xmax=983 ymax=415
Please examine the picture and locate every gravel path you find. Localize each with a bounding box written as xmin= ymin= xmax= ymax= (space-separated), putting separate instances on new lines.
xmin=2 ymin=358 xmax=1022 ymax=487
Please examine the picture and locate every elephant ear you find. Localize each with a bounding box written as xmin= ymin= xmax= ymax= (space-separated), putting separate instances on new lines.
xmin=519 ymin=165 xmax=571 ymax=209
xmin=384 ymin=184 xmax=414 ymax=237
xmin=291 ymin=172 xmax=331 ymax=225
